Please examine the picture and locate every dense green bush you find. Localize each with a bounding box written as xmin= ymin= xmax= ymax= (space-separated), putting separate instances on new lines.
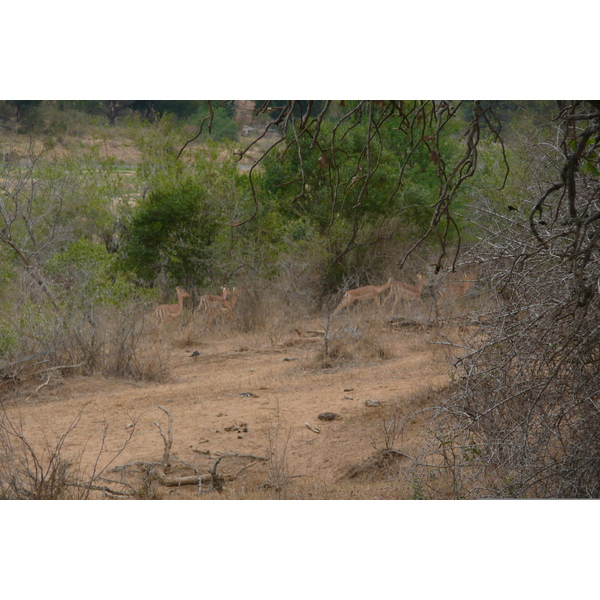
xmin=122 ymin=179 xmax=219 ymax=286
xmin=0 ymin=322 xmax=17 ymax=357
xmin=193 ymin=103 xmax=238 ymax=141
xmin=46 ymin=238 xmax=150 ymax=310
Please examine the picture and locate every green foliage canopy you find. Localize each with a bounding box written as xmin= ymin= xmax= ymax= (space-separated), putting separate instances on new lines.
xmin=122 ymin=179 xmax=219 ymax=286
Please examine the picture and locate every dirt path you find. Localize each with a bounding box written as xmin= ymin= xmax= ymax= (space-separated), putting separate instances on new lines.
xmin=3 ymin=320 xmax=450 ymax=499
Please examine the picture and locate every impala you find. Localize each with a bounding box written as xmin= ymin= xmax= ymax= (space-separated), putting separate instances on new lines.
xmin=221 ymin=287 xmax=239 ymax=316
xmin=384 ymin=275 xmax=424 ymax=314
xmin=333 ymin=277 xmax=393 ymax=314
xmin=437 ymin=272 xmax=472 ymax=303
xmin=207 ymin=287 xmax=240 ymax=324
xmin=156 ymin=287 xmax=191 ymax=338
xmin=196 ymin=286 xmax=228 ymax=317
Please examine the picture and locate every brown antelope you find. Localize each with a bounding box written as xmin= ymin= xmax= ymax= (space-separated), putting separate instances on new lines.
xmin=384 ymin=274 xmax=424 ymax=314
xmin=437 ymin=272 xmax=472 ymax=304
xmin=156 ymin=287 xmax=191 ymax=336
xmin=221 ymin=287 xmax=239 ymax=316
xmin=207 ymin=287 xmax=240 ymax=325
xmin=333 ymin=277 xmax=393 ymax=314
xmin=196 ymin=286 xmax=242 ymax=325
xmin=196 ymin=287 xmax=228 ymax=318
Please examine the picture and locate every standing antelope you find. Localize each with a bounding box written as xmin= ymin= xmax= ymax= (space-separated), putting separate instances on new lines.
xmin=156 ymin=287 xmax=191 ymax=337
xmin=221 ymin=287 xmax=239 ymax=316
xmin=196 ymin=286 xmax=234 ymax=325
xmin=437 ymin=272 xmax=472 ymax=304
xmin=384 ymin=274 xmax=424 ymax=314
xmin=333 ymin=277 xmax=393 ymax=314
xmin=207 ymin=287 xmax=240 ymax=324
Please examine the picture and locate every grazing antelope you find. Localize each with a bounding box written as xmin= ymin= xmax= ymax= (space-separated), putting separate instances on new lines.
xmin=156 ymin=287 xmax=191 ymax=338
xmin=383 ymin=274 xmax=424 ymax=314
xmin=333 ymin=277 xmax=393 ymax=314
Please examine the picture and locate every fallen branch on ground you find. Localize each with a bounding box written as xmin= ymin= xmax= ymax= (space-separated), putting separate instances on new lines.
xmin=148 ymin=409 xmax=268 ymax=490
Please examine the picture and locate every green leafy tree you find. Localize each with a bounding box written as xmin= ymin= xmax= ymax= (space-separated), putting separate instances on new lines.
xmin=5 ymin=100 xmax=43 ymax=126
xmin=46 ymin=239 xmax=149 ymax=312
xmin=192 ymin=103 xmax=237 ymax=141
xmin=253 ymin=104 xmax=463 ymax=287
xmin=128 ymin=115 xmax=187 ymax=193
xmin=152 ymin=101 xmax=202 ymax=120
xmin=230 ymin=101 xmax=505 ymax=276
xmin=101 ymin=101 xmax=137 ymax=125
xmin=0 ymin=138 xmax=124 ymax=308
xmin=122 ymin=179 xmax=219 ymax=286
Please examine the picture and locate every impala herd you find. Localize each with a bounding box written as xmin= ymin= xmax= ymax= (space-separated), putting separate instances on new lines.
xmin=331 ymin=271 xmax=472 ymax=315
xmin=155 ymin=285 xmax=239 ymax=336
xmin=155 ymin=271 xmax=473 ymax=335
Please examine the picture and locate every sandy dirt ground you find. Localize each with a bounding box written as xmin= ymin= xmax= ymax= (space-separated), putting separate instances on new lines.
xmin=2 ymin=313 xmax=452 ymax=500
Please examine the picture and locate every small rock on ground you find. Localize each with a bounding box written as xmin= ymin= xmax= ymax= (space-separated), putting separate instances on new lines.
xmin=364 ymin=399 xmax=381 ymax=407
xmin=318 ymin=412 xmax=341 ymax=421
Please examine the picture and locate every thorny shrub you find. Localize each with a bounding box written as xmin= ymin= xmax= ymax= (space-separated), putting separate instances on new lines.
xmin=411 ymin=172 xmax=600 ymax=498
xmin=0 ymin=405 xmax=138 ymax=499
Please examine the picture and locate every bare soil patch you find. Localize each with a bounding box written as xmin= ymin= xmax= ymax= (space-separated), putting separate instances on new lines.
xmin=2 ymin=316 xmax=451 ymax=499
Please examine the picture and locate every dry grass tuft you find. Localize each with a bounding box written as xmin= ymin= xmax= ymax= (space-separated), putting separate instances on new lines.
xmin=309 ymin=319 xmax=395 ymax=370
xmin=129 ymin=348 xmax=173 ymax=383
xmin=171 ymin=321 xmax=205 ymax=348
xmin=345 ymin=449 xmax=410 ymax=481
